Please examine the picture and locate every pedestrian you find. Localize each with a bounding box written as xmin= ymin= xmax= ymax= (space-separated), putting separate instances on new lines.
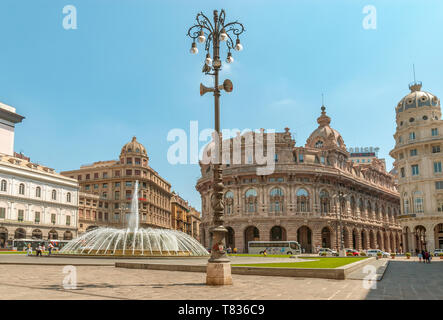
xmin=418 ymin=251 xmax=422 ymax=262
xmin=233 ymin=247 xmax=237 ymax=254
xmin=263 ymin=248 xmax=267 ymax=256
xmin=48 ymin=242 xmax=54 ymax=256
xmin=424 ymin=251 xmax=429 ymax=263
xmin=26 ymin=243 xmax=32 ymax=256
xmin=42 ymin=245 xmax=45 ymax=254
xmin=421 ymin=250 xmax=426 ymax=263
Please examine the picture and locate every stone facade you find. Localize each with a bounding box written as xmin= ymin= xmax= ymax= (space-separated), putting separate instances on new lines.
xmin=196 ymin=107 xmax=402 ymax=253
xmin=390 ymin=81 xmax=443 ymax=253
xmin=171 ymin=192 xmax=201 ymax=240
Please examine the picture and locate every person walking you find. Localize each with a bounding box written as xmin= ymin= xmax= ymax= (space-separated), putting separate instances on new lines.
xmin=48 ymin=242 xmax=54 ymax=256
xmin=424 ymin=251 xmax=429 ymax=263
xmin=26 ymin=243 xmax=32 ymax=256
xmin=421 ymin=250 xmax=426 ymax=263
xmin=418 ymin=251 xmax=422 ymax=262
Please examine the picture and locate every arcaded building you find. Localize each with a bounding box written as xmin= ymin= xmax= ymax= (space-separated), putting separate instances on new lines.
xmin=196 ymin=107 xmax=402 ymax=253
xmin=0 ymin=102 xmax=78 ymax=246
xmin=171 ymin=192 xmax=201 ymax=240
xmin=61 ymin=137 xmax=173 ymax=234
xmin=390 ymin=81 xmax=443 ymax=252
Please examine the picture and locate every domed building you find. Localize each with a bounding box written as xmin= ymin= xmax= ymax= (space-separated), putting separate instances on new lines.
xmin=61 ymin=137 xmax=173 ymax=234
xmin=390 ymin=81 xmax=443 ymax=253
xmin=196 ymin=107 xmax=402 ymax=253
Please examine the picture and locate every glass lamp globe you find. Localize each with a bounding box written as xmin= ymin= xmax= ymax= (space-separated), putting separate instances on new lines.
xmin=226 ymin=53 xmax=234 ymax=64
xmin=219 ymin=29 xmax=228 ymax=42
xmin=198 ymin=30 xmax=206 ymax=43
xmin=205 ymin=53 xmax=212 ymax=66
xmin=235 ymin=39 xmax=243 ymax=51
xmin=190 ymin=42 xmax=198 ymax=54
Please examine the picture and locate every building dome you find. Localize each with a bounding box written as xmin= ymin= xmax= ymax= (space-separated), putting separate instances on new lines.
xmin=120 ymin=136 xmax=147 ymax=156
xmin=306 ymin=106 xmax=346 ymax=150
xmin=396 ymin=82 xmax=440 ymax=114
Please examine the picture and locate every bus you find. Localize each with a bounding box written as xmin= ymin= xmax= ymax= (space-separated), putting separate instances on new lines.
xmin=11 ymin=239 xmax=70 ymax=252
xmin=248 ymin=241 xmax=301 ymax=255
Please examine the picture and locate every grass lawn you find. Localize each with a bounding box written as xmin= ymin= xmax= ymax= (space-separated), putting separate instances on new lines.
xmin=233 ymin=257 xmax=367 ymax=269
xmin=0 ymin=251 xmax=50 ymax=255
xmin=228 ymin=254 xmax=293 ymax=258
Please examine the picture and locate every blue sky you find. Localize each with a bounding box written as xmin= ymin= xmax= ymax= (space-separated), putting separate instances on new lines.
xmin=1 ymin=0 xmax=442 ymax=211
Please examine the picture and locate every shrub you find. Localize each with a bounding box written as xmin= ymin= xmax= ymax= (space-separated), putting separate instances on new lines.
xmin=346 ymin=252 xmax=353 ymax=256
xmin=320 ymin=252 xmax=327 ymax=256
xmin=390 ymin=253 xmax=396 ymax=257
xmin=439 ymin=253 xmax=443 ymax=257
xmin=376 ymin=252 xmax=382 ymax=256
xmin=405 ymin=252 xmax=411 ymax=257
xmin=360 ymin=252 xmax=366 ymax=256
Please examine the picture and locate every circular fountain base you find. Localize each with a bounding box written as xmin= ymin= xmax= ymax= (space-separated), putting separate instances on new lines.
xmin=59 ymin=227 xmax=209 ymax=258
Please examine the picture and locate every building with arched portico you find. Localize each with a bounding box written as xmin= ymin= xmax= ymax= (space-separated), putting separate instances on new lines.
xmin=196 ymin=106 xmax=402 ymax=253
xmin=390 ymin=81 xmax=443 ymax=253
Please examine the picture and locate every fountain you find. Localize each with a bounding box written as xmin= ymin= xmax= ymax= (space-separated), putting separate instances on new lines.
xmin=59 ymin=181 xmax=209 ymax=257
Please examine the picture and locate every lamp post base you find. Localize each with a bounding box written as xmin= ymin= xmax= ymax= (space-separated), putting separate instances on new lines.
xmin=206 ymin=262 xmax=233 ymax=286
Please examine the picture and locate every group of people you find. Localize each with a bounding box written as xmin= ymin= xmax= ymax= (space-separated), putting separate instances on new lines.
xmin=26 ymin=242 xmax=54 ymax=257
xmin=417 ymin=250 xmax=432 ymax=263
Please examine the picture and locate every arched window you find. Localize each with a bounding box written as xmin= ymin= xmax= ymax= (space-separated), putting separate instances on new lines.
xmin=350 ymin=196 xmax=356 ymax=216
xmin=0 ymin=180 xmax=6 ymax=192
xmin=403 ymin=193 xmax=409 ymax=214
xmin=296 ymin=188 xmax=309 ymax=212
xmin=245 ymin=189 xmax=257 ymax=213
xmin=35 ymin=187 xmax=41 ymax=198
xmin=413 ymin=191 xmax=424 ymax=213
xmin=270 ymin=188 xmax=284 ymax=212
xmin=315 ymin=140 xmax=323 ymax=148
xmin=52 ymin=189 xmax=57 ymax=200
xmin=19 ymin=183 xmax=25 ymax=195
xmin=319 ymin=190 xmax=330 ymax=213
xmin=66 ymin=192 xmax=71 ymax=203
xmin=224 ymin=191 xmax=234 ymax=215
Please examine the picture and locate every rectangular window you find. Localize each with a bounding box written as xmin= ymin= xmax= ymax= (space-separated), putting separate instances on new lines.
xmin=274 ymin=154 xmax=278 ymax=162
xmin=86 ymin=174 xmax=90 ymax=180
xmin=126 ymin=170 xmax=132 ymax=176
xmin=66 ymin=216 xmax=71 ymax=226
xmin=94 ymin=184 xmax=98 ymax=189
xmin=409 ymin=132 xmax=416 ymax=140
xmin=114 ymin=171 xmax=120 ymax=177
xmin=410 ymin=149 xmax=417 ymax=156
xmin=399 ymin=153 xmax=404 ymax=159
xmin=94 ymin=173 xmax=99 ymax=179
xmin=104 ymin=212 xmax=108 ymax=221
xmin=400 ymin=167 xmax=405 ymax=178
xmin=432 ymin=128 xmax=438 ymax=136
xmin=434 ymin=162 xmax=442 ymax=173
xmin=115 ymin=191 xmax=120 ymax=200
xmin=77 ymin=175 xmax=82 ymax=181
xmin=411 ymin=165 xmax=419 ymax=176
xmin=299 ymin=154 xmax=304 ymax=163
xmin=85 ymin=185 xmax=90 ymax=191
xmin=102 ymin=183 xmax=108 ymax=188
xmin=114 ymin=203 xmax=119 ymax=209
xmin=51 ymin=213 xmax=56 ymax=224
xmin=35 ymin=211 xmax=40 ymax=223
xmin=18 ymin=210 xmax=24 ymax=222
xmin=127 ymin=158 xmax=132 ymax=164
xmin=432 ymin=145 xmax=441 ymax=153
xmin=114 ymin=213 xmax=120 ymax=221
xmin=126 ymin=181 xmax=132 ymax=187
xmin=0 ymin=207 xmax=5 ymax=219
xmin=135 ymin=170 xmax=141 ymax=176
xmin=103 ymin=172 xmax=108 ymax=178
xmin=102 ymin=192 xmax=107 ymax=199
xmin=436 ymin=181 xmax=443 ymax=190
xmin=135 ymin=158 xmax=141 ymax=165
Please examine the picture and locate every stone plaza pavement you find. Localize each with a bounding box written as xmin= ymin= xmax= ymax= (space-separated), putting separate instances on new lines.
xmin=0 ymin=256 xmax=441 ymax=300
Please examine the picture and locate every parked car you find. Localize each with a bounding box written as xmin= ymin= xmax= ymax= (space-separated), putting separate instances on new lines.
xmin=318 ymin=248 xmax=338 ymax=256
xmin=366 ymin=249 xmax=389 ymax=258
xmin=434 ymin=248 xmax=443 ymax=257
xmin=345 ymin=248 xmax=359 ymax=256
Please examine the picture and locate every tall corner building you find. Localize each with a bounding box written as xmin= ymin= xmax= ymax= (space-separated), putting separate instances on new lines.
xmin=61 ymin=137 xmax=173 ymax=234
xmin=390 ymin=81 xmax=443 ymax=252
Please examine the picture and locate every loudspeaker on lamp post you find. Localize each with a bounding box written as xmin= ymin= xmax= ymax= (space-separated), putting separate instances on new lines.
xmin=200 ymin=79 xmax=233 ymax=96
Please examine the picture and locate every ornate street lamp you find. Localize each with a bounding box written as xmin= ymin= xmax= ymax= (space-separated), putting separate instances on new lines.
xmin=187 ymin=9 xmax=244 ymax=285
